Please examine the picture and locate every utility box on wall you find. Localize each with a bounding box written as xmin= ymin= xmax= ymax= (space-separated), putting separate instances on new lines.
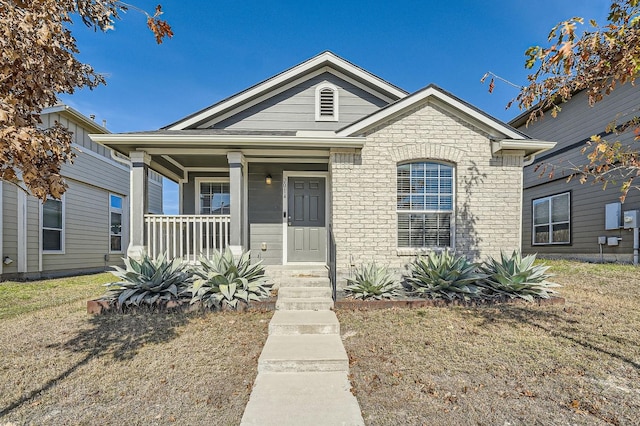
xmin=624 ymin=210 xmax=639 ymax=229
xmin=605 ymin=202 xmax=622 ymax=230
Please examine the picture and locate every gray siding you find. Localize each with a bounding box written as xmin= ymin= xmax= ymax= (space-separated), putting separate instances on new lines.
xmin=207 ymin=73 xmax=389 ymax=131
xmin=182 ymin=171 xmax=229 ymax=215
xmin=26 ymin=197 xmax=39 ymax=273
xmin=523 ymin=178 xmax=640 ymax=262
xmin=148 ymin=178 xmax=164 ymax=214
xmin=2 ymin=183 xmax=18 ymax=276
xmin=42 ymin=179 xmax=126 ymax=272
xmin=247 ymin=163 xmax=328 ymax=265
xmin=41 ymin=112 xmax=111 ymax=159
xmin=519 ymin=83 xmax=640 ymax=260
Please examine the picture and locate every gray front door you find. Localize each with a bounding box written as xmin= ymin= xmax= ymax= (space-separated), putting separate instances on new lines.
xmin=287 ymin=177 xmax=326 ymax=262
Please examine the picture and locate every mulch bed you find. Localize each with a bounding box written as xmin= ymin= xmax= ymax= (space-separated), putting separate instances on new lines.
xmin=334 ymin=296 xmax=565 ymax=310
xmin=87 ymin=297 xmax=277 ymax=314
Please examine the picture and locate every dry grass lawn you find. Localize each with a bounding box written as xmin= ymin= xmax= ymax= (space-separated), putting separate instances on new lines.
xmin=338 ymin=260 xmax=640 ymax=425
xmin=0 ymin=274 xmax=271 ymax=425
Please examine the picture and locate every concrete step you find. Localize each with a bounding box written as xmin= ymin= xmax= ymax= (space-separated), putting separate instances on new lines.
xmin=258 ymin=334 xmax=349 ymax=373
xmin=241 ymin=372 xmax=364 ymax=426
xmin=277 ymin=286 xmax=332 ymax=299
xmin=276 ymin=297 xmax=333 ymax=311
xmin=269 ymin=310 xmax=340 ymax=335
xmin=278 ymin=277 xmax=331 ymax=288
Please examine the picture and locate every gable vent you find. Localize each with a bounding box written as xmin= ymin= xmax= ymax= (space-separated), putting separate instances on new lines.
xmin=319 ymin=88 xmax=334 ymax=116
xmin=315 ymin=84 xmax=339 ymax=121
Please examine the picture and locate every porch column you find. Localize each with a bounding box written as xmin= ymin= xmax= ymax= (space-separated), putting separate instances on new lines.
xmin=227 ymin=151 xmax=245 ymax=255
xmin=128 ymin=151 xmax=150 ymax=260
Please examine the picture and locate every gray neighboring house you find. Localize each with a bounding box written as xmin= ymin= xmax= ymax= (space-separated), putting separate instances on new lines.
xmin=91 ymin=52 xmax=554 ymax=282
xmin=0 ymin=105 xmax=163 ymax=280
xmin=512 ymin=82 xmax=640 ymax=262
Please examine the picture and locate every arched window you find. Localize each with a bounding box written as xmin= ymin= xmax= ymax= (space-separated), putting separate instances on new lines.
xmin=315 ymin=84 xmax=339 ymax=121
xmin=397 ymin=161 xmax=454 ymax=248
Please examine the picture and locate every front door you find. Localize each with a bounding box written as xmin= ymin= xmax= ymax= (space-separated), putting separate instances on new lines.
xmin=287 ymin=176 xmax=326 ymax=262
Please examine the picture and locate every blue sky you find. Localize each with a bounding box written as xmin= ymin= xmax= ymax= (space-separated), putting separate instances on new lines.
xmin=59 ymin=0 xmax=610 ymax=213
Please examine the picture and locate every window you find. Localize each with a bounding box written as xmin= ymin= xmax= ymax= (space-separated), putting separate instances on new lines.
xmin=198 ymin=180 xmax=230 ymax=215
xmin=110 ymin=194 xmax=123 ymax=252
xmin=315 ymin=84 xmax=339 ymax=121
xmin=42 ymin=197 xmax=64 ymax=252
xmin=397 ymin=162 xmax=454 ymax=248
xmin=532 ymin=192 xmax=570 ymax=245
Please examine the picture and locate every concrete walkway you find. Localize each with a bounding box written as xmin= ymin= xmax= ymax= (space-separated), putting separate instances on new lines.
xmin=241 ymin=266 xmax=364 ymax=426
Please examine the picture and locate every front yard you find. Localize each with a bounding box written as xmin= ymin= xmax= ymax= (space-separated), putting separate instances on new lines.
xmin=0 ymin=260 xmax=638 ymax=425
xmin=0 ymin=273 xmax=271 ymax=425
xmin=338 ymin=260 xmax=640 ymax=425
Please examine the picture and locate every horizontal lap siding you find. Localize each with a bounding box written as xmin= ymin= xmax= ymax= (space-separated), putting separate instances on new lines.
xmin=2 ymin=183 xmax=18 ymax=275
xmin=148 ymin=179 xmax=163 ymax=214
xmin=42 ymin=180 xmax=116 ymax=272
xmin=26 ymin=197 xmax=40 ymax=273
xmin=520 ymin=83 xmax=640 ymax=260
xmin=212 ymin=73 xmax=388 ymax=131
xmin=247 ymin=163 xmax=328 ymax=265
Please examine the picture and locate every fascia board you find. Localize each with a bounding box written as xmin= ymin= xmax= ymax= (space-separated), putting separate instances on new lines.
xmin=89 ymin=134 xmax=366 ymax=149
xmin=337 ymin=87 xmax=526 ymax=140
xmin=491 ymin=139 xmax=556 ymax=156
xmin=167 ymin=52 xmax=407 ymax=130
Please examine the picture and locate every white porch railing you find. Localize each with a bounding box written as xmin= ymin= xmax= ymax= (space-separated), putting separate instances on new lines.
xmin=144 ymin=215 xmax=231 ymax=262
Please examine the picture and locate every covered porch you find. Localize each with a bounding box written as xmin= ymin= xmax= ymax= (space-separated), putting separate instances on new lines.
xmin=91 ymin=131 xmax=364 ymax=264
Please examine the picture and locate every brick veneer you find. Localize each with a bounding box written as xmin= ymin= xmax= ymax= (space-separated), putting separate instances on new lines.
xmin=330 ymin=100 xmax=524 ymax=279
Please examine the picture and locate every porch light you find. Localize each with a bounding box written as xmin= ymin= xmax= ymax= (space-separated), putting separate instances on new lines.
xmin=265 ymin=174 xmax=272 ymax=185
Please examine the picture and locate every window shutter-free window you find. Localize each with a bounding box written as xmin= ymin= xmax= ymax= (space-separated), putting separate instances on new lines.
xmin=532 ymin=192 xmax=570 ymax=245
xmin=42 ymin=198 xmax=63 ymax=252
xmin=397 ymin=162 xmax=454 ymax=248
xmin=110 ymin=194 xmax=123 ymax=252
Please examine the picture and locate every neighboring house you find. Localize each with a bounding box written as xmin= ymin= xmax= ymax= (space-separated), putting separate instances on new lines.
xmin=0 ymin=105 xmax=163 ymax=280
xmin=512 ymin=83 xmax=640 ymax=263
xmin=91 ymin=51 xmax=554 ymax=281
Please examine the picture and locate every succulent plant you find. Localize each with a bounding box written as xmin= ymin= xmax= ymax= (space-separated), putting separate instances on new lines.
xmin=187 ymin=249 xmax=271 ymax=310
xmin=406 ymin=250 xmax=485 ymax=301
xmin=344 ymin=263 xmax=403 ymax=300
xmin=102 ymin=252 xmax=191 ymax=308
xmin=479 ymin=251 xmax=561 ymax=301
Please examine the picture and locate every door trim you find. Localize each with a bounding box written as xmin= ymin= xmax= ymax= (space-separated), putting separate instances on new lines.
xmin=282 ymin=171 xmax=330 ymax=265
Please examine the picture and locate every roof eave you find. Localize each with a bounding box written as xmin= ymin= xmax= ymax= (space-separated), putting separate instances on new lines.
xmin=491 ymin=139 xmax=557 ymax=157
xmin=89 ymin=133 xmax=366 ymax=150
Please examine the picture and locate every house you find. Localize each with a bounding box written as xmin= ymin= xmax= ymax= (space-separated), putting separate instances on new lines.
xmin=0 ymin=105 xmax=163 ymax=280
xmin=90 ymin=52 xmax=554 ymax=282
xmin=512 ymin=82 xmax=640 ymax=263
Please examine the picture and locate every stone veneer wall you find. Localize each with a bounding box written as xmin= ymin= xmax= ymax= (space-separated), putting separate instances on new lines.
xmin=330 ymin=100 xmax=524 ymax=280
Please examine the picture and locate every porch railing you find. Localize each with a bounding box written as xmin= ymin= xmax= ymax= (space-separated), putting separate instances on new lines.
xmin=144 ymin=215 xmax=231 ymax=262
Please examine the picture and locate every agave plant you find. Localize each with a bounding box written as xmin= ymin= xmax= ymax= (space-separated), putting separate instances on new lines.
xmin=344 ymin=263 xmax=403 ymax=300
xmin=102 ymin=253 xmax=192 ymax=308
xmin=406 ymin=250 xmax=485 ymax=301
xmin=188 ymin=249 xmax=272 ymax=309
xmin=479 ymin=251 xmax=561 ymax=302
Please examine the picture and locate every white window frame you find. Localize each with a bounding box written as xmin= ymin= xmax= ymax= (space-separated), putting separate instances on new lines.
xmin=396 ymin=161 xmax=455 ymax=250
xmin=194 ymin=177 xmax=231 ymax=215
xmin=109 ymin=193 xmax=124 ymax=253
xmin=315 ymin=83 xmax=339 ymax=122
xmin=532 ymin=192 xmax=571 ymax=245
xmin=41 ymin=195 xmax=65 ymax=254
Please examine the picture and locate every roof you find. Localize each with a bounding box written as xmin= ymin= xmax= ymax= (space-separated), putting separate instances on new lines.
xmin=337 ymin=84 xmax=530 ymax=140
xmin=42 ymin=104 xmax=110 ymax=134
xmin=164 ymin=51 xmax=408 ymax=130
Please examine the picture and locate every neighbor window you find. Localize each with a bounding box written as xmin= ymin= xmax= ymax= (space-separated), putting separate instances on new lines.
xmin=532 ymin=192 xmax=570 ymax=245
xmin=198 ymin=180 xmax=230 ymax=215
xmin=397 ymin=162 xmax=454 ymax=248
xmin=42 ymin=197 xmax=64 ymax=252
xmin=315 ymin=83 xmax=339 ymax=121
xmin=110 ymin=194 xmax=123 ymax=252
